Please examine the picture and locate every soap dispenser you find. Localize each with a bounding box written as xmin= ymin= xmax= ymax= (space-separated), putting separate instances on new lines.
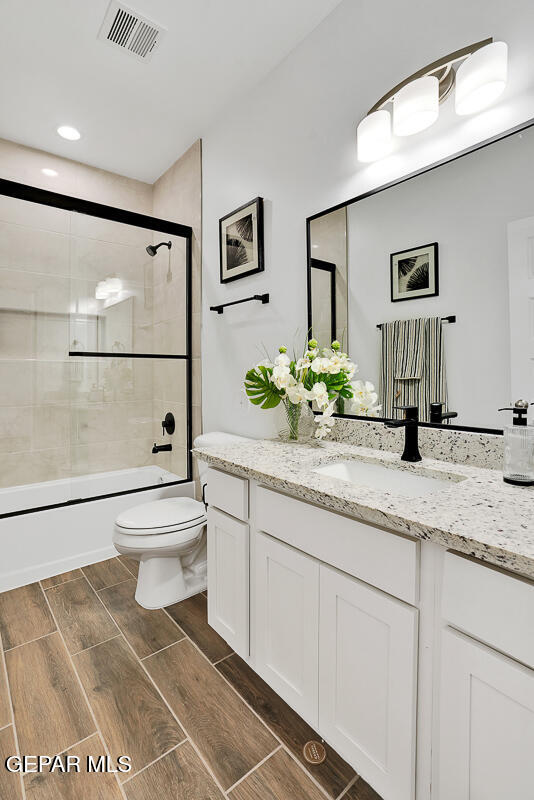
xmin=498 ymin=400 xmax=534 ymax=486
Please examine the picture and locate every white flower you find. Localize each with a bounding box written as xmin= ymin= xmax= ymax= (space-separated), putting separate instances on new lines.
xmin=295 ymin=356 xmax=311 ymax=372
xmin=271 ymin=365 xmax=295 ymax=390
xmin=310 ymin=357 xmax=330 ymax=374
xmin=274 ymin=353 xmax=290 ymax=367
xmin=309 ymin=381 xmax=329 ymax=409
xmin=314 ymin=401 xmax=337 ymax=439
xmin=286 ymin=382 xmax=312 ymax=405
xmin=347 ymin=380 xmax=382 ymax=416
xmin=256 ymin=358 xmax=273 ymax=369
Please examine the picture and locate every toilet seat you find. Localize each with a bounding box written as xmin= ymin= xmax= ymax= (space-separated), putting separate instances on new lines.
xmin=113 ymin=523 xmax=205 ymax=553
xmin=115 ymin=497 xmax=206 ymax=536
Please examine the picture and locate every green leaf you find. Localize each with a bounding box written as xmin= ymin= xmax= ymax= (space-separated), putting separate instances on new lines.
xmin=244 ymin=368 xmax=283 ymax=410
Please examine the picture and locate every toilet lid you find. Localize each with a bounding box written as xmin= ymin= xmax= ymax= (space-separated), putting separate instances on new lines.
xmin=115 ymin=497 xmax=206 ymax=532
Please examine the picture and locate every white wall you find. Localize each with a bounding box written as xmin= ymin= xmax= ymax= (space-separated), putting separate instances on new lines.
xmin=201 ymin=0 xmax=534 ymax=437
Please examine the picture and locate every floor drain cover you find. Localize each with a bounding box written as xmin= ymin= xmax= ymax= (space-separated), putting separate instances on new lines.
xmin=303 ymin=740 xmax=326 ymax=765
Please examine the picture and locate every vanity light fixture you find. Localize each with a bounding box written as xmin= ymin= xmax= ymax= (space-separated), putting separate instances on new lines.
xmin=41 ymin=168 xmax=58 ymax=177
xmin=357 ymin=38 xmax=508 ymax=162
xmin=57 ymin=125 xmax=81 ymax=141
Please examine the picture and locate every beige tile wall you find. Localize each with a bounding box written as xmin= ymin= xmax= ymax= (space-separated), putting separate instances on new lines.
xmin=0 ymin=138 xmax=201 ymax=490
xmin=152 ymin=141 xmax=202 ymax=492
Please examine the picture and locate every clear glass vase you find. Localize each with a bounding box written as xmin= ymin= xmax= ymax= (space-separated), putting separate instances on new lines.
xmin=278 ymin=400 xmax=316 ymax=443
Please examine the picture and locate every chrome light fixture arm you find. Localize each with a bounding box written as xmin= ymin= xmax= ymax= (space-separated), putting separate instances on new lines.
xmin=368 ymin=38 xmax=493 ymax=114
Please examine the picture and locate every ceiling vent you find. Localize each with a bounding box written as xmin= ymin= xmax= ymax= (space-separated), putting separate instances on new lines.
xmin=98 ymin=1 xmax=165 ymax=62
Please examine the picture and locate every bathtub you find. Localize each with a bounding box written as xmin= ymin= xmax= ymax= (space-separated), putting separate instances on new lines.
xmin=0 ymin=466 xmax=195 ymax=592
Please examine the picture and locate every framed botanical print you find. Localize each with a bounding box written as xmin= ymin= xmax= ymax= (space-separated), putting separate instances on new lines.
xmin=390 ymin=242 xmax=439 ymax=302
xmin=219 ymin=197 xmax=264 ymax=283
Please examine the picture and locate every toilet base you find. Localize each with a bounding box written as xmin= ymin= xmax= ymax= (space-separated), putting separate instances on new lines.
xmin=134 ymin=554 xmax=207 ymax=610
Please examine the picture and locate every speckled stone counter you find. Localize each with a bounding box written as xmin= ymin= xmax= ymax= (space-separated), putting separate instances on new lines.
xmin=194 ymin=439 xmax=534 ymax=580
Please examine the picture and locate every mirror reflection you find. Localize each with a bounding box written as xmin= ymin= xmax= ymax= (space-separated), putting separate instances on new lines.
xmin=308 ymin=125 xmax=534 ymax=431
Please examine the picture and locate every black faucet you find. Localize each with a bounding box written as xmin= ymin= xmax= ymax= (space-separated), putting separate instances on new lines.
xmin=430 ymin=401 xmax=458 ymax=424
xmin=385 ymin=405 xmax=422 ymax=462
xmin=152 ymin=443 xmax=172 ymax=453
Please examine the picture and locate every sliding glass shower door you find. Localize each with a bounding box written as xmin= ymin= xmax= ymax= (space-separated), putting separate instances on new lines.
xmin=0 ymin=179 xmax=192 ymax=514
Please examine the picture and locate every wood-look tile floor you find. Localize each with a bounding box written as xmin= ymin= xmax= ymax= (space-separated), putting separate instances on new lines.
xmin=0 ymin=558 xmax=383 ymax=800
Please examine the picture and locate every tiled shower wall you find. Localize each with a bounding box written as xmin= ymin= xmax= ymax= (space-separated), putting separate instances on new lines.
xmin=0 ymin=138 xmax=201 ymax=488
xmin=152 ymin=141 xmax=202 ymax=487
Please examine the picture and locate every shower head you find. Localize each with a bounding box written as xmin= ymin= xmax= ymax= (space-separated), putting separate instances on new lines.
xmin=146 ymin=240 xmax=172 ymax=257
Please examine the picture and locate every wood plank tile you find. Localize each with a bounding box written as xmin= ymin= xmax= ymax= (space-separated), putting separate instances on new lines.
xmin=41 ymin=569 xmax=84 ymax=590
xmin=46 ymin=578 xmax=119 ymax=654
xmin=217 ymin=654 xmax=356 ymax=798
xmin=124 ymin=741 xmax=224 ymax=800
xmin=98 ymin=579 xmax=184 ymax=659
xmin=0 ymin=726 xmax=23 ymax=799
xmin=0 ymin=646 xmax=11 ymax=729
xmin=6 ymin=632 xmax=95 ymax=756
xmin=74 ymin=636 xmax=184 ymax=780
xmin=25 ymin=733 xmax=123 ymax=800
xmin=343 ymin=777 xmax=383 ymax=800
xmin=0 ymin=583 xmax=56 ymax=650
xmin=82 ymin=559 xmax=131 ymax=591
xmin=165 ymin=592 xmax=232 ymax=663
xmin=117 ymin=555 xmax=139 ymax=578
xmin=229 ymin=748 xmax=326 ymax=800
xmin=145 ymin=639 xmax=276 ymax=790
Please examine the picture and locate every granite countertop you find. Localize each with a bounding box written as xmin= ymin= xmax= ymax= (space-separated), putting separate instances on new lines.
xmin=193 ymin=439 xmax=534 ymax=580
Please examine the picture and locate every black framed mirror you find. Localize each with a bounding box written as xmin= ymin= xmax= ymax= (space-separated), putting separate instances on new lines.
xmin=307 ymin=118 xmax=534 ymax=435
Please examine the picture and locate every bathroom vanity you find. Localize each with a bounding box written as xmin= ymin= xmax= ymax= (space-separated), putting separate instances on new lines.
xmin=194 ymin=439 xmax=534 ymax=800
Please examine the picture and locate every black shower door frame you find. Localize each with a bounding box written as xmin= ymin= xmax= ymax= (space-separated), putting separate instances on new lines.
xmin=0 ymin=178 xmax=194 ymax=518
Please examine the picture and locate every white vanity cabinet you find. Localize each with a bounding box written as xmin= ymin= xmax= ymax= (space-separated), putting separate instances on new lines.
xmin=438 ymin=628 xmax=534 ymax=800
xmin=206 ymin=468 xmax=250 ymax=658
xmin=254 ymin=532 xmax=320 ymax=725
xmin=436 ymin=551 xmax=534 ymax=800
xmin=319 ymin=564 xmax=418 ymax=800
xmin=202 ymin=462 xmax=534 ymax=800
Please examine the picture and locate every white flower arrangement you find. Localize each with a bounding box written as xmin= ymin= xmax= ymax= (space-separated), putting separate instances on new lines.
xmin=245 ymin=339 xmax=358 ymax=440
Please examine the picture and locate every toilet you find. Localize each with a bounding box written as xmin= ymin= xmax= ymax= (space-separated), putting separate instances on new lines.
xmin=113 ymin=432 xmax=249 ymax=609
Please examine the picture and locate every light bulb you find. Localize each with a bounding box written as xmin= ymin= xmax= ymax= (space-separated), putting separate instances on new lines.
xmin=393 ymin=75 xmax=439 ymax=136
xmin=455 ymin=41 xmax=508 ymax=116
xmin=357 ymin=110 xmax=393 ymax=163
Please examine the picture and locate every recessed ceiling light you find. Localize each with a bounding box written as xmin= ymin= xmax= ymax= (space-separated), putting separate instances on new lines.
xmin=57 ymin=125 xmax=81 ymax=141
xmin=41 ymin=168 xmax=58 ymax=177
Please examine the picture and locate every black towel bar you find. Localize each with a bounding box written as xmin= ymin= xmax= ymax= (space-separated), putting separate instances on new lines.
xmin=210 ymin=293 xmax=269 ymax=314
xmin=376 ymin=314 xmax=456 ymax=330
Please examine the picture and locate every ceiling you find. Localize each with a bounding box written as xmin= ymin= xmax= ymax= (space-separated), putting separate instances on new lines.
xmin=0 ymin=0 xmax=342 ymax=183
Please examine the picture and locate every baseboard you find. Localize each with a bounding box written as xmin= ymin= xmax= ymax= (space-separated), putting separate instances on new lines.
xmin=0 ymin=545 xmax=118 ymax=593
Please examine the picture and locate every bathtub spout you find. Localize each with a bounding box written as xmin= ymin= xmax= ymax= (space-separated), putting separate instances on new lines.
xmin=152 ymin=443 xmax=172 ymax=454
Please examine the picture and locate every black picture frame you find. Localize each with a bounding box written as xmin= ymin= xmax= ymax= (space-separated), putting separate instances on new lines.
xmin=219 ymin=196 xmax=264 ymax=284
xmin=390 ymin=242 xmax=439 ymax=303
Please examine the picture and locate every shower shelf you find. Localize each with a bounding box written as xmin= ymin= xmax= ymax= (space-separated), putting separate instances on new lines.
xmin=210 ymin=293 xmax=270 ymax=314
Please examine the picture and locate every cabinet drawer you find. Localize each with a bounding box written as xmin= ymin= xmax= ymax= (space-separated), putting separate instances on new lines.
xmin=207 ymin=467 xmax=249 ymax=521
xmin=256 ymin=486 xmax=419 ymax=605
xmin=442 ymin=551 xmax=534 ymax=668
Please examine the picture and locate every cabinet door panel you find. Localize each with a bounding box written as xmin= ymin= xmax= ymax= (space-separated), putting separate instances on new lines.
xmin=254 ymin=532 xmax=319 ymax=726
xmin=207 ymin=507 xmax=249 ymax=657
xmin=319 ymin=564 xmax=418 ymax=800
xmin=438 ymin=628 xmax=534 ymax=800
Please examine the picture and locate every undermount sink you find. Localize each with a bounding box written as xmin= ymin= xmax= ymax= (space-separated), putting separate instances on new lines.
xmin=313 ymin=459 xmax=458 ymax=498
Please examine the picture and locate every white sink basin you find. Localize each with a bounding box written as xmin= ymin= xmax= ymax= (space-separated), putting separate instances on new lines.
xmin=313 ymin=459 xmax=456 ymax=498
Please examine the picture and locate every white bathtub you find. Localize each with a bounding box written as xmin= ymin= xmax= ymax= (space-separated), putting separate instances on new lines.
xmin=0 ymin=466 xmax=195 ymax=592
